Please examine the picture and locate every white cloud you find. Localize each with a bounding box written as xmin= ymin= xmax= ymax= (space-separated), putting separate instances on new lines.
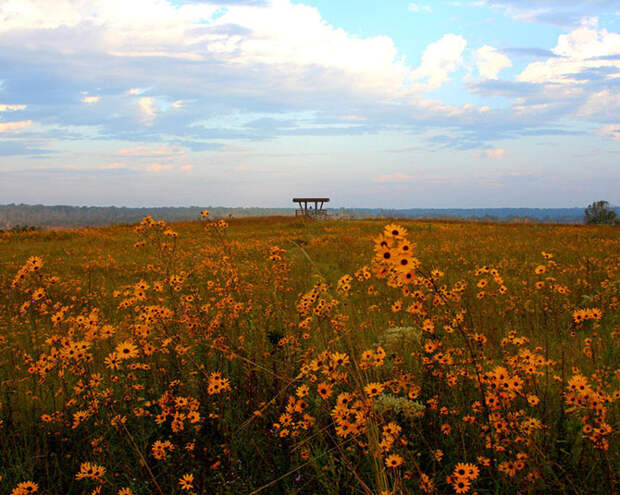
xmin=81 ymin=95 xmax=100 ymax=104
xmin=0 ymin=0 xmax=415 ymax=99
xmin=411 ymin=34 xmax=467 ymax=91
xmin=62 ymin=162 xmax=132 ymax=171
xmin=485 ymin=148 xmax=506 ymax=159
xmin=0 ymin=0 xmax=616 ymax=159
xmin=374 ymin=172 xmax=413 ymax=183
xmin=117 ymin=144 xmax=186 ymax=157
xmin=513 ymin=101 xmax=550 ymax=115
xmin=0 ymin=104 xmax=26 ymax=111
xmin=145 ymin=163 xmax=174 ymax=172
xmin=596 ymin=124 xmax=620 ymax=141
xmin=109 ymin=50 xmax=204 ymax=61
xmin=0 ymin=0 xmax=218 ymax=35
xmin=518 ymin=20 xmax=620 ymax=84
xmin=138 ymin=97 xmax=156 ymax=124
xmin=408 ymin=3 xmax=433 ymax=13
xmin=340 ymin=114 xmax=368 ymax=122
xmin=100 ymin=162 xmax=125 ymax=169
xmin=0 ymin=120 xmax=32 ymax=133
xmin=482 ymin=2 xmax=618 ymax=26
xmin=577 ymin=89 xmax=620 ymax=120
xmin=475 ymin=45 xmax=512 ymax=79
xmin=216 ymin=1 xmax=413 ymax=97
xmin=64 ymin=162 xmax=128 ymax=170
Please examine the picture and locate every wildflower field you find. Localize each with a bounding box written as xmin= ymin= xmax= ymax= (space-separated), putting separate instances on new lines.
xmin=1 ymin=215 xmax=618 ymax=495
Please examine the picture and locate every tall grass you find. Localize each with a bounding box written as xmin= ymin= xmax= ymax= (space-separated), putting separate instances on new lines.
xmin=0 ymin=216 xmax=617 ymax=494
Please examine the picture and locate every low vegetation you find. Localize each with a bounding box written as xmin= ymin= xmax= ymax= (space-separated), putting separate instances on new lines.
xmin=585 ymin=200 xmax=618 ymax=225
xmin=0 ymin=215 xmax=618 ymax=494
xmin=1 ymin=203 xmax=606 ymax=228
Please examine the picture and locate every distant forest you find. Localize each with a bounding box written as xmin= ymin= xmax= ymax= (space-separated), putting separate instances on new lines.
xmin=1 ymin=203 xmax=612 ymax=229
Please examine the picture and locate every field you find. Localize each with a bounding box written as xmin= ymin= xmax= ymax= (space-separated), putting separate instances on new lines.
xmin=0 ymin=216 xmax=618 ymax=494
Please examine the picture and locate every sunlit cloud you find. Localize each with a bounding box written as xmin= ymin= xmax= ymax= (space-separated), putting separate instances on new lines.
xmin=374 ymin=173 xmax=414 ymax=183
xmin=473 ymin=148 xmax=508 ymax=159
xmin=100 ymin=162 xmax=126 ymax=169
xmin=340 ymin=115 xmax=368 ymax=122
xmin=109 ymin=50 xmax=204 ymax=61
xmin=475 ymin=45 xmax=512 ymax=80
xmin=408 ymin=3 xmax=432 ymax=13
xmin=0 ymin=120 xmax=32 ymax=133
xmin=411 ymin=34 xmax=467 ymax=91
xmin=485 ymin=148 xmax=507 ymax=159
xmin=482 ymin=1 xmax=618 ymax=26
xmin=145 ymin=163 xmax=174 ymax=173
xmin=577 ymin=89 xmax=620 ymax=120
xmin=81 ymin=96 xmax=100 ymax=104
xmin=138 ymin=97 xmax=157 ymax=125
xmin=0 ymin=104 xmax=27 ymax=111
xmin=117 ymin=145 xmax=186 ymax=157
xmin=63 ymin=162 xmax=127 ymax=170
xmin=518 ymin=20 xmax=620 ymax=84
xmin=596 ymin=124 xmax=620 ymax=141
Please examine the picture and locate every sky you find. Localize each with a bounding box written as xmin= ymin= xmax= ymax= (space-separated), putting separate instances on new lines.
xmin=0 ymin=0 xmax=618 ymax=208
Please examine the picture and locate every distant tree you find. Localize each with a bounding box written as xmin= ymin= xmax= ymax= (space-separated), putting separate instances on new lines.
xmin=584 ymin=200 xmax=617 ymax=225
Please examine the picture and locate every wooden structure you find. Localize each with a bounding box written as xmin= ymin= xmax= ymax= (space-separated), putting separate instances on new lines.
xmin=293 ymin=197 xmax=330 ymax=217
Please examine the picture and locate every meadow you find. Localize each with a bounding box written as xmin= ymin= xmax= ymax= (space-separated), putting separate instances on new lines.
xmin=0 ymin=215 xmax=617 ymax=494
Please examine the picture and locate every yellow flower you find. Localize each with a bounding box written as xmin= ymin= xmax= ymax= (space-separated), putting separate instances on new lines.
xmin=115 ymin=341 xmax=139 ymax=360
xmin=31 ymin=288 xmax=46 ymax=301
xmin=11 ymin=481 xmax=38 ymax=495
xmin=364 ymin=382 xmax=385 ymax=398
xmin=452 ymin=478 xmax=471 ymax=493
xmin=453 ymin=462 xmax=479 ymax=481
xmin=208 ymin=372 xmax=231 ymax=395
xmin=179 ymin=473 xmax=194 ymax=491
xmin=527 ymin=395 xmax=540 ymax=406
xmin=589 ymin=307 xmax=602 ymax=320
xmin=572 ymin=309 xmax=587 ymax=324
xmin=75 ymin=462 xmax=106 ymax=480
xmin=385 ymin=454 xmax=404 ymax=468
xmin=296 ymin=384 xmax=309 ymax=398
xmin=317 ymin=382 xmax=333 ymax=400
xmin=384 ymin=224 xmax=407 ymax=239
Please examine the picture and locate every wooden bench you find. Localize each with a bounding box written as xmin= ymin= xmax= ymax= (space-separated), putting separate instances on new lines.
xmin=293 ymin=198 xmax=330 ymax=217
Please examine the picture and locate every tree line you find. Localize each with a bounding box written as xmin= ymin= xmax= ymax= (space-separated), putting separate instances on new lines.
xmin=0 ymin=203 xmax=617 ymax=229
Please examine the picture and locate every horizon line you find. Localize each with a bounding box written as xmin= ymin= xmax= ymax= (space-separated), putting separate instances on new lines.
xmin=1 ymin=203 xmax=612 ymax=210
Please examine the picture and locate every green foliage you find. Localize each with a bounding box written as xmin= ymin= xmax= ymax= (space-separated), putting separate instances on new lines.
xmin=0 ymin=224 xmax=40 ymax=234
xmin=584 ymin=200 xmax=618 ymax=225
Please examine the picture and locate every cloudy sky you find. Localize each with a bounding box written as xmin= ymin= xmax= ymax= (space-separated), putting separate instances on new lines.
xmin=0 ymin=0 xmax=618 ymax=208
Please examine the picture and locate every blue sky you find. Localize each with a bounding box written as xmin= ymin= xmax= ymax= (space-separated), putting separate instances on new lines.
xmin=0 ymin=0 xmax=618 ymax=208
